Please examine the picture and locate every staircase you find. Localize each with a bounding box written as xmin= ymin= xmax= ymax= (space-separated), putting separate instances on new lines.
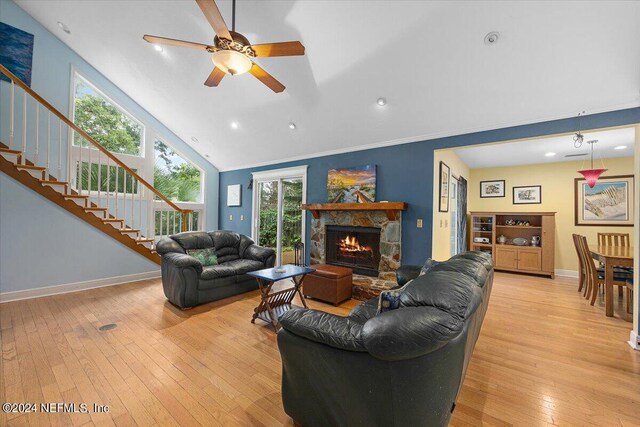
xmin=0 ymin=65 xmax=196 ymax=265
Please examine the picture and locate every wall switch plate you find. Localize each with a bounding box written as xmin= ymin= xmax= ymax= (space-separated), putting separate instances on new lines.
xmin=240 ymin=215 xmax=244 ymax=221
xmin=229 ymin=214 xmax=233 ymax=221
xmin=417 ymin=219 xmax=423 ymax=228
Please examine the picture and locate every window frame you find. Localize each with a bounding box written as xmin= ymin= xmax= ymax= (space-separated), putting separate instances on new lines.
xmin=67 ymin=67 xmax=207 ymax=231
xmin=70 ymin=70 xmax=146 ymax=157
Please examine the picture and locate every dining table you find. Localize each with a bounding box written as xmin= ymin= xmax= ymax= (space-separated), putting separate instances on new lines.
xmin=589 ymin=244 xmax=634 ymax=317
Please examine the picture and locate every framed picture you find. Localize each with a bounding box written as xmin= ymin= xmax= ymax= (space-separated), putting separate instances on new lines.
xmin=438 ymin=161 xmax=450 ymax=212
xmin=574 ymin=175 xmax=634 ymax=226
xmin=227 ymin=184 xmax=241 ymax=206
xmin=327 ymin=164 xmax=376 ymax=203
xmin=0 ymin=22 xmax=34 ymax=87
xmin=480 ymin=180 xmax=505 ymax=198
xmin=513 ymin=185 xmax=541 ymax=204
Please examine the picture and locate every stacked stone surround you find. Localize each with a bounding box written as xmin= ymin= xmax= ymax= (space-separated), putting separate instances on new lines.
xmin=310 ymin=209 xmax=401 ymax=300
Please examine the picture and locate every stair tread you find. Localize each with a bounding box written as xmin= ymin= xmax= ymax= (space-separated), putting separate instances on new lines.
xmin=16 ymin=164 xmax=45 ymax=170
xmin=103 ymin=218 xmax=124 ymax=222
xmin=119 ymin=228 xmax=140 ymax=232
xmin=64 ymin=194 xmax=89 ymax=199
xmin=0 ymin=148 xmax=22 ymax=154
xmin=136 ymin=238 xmax=154 ymax=242
xmin=84 ymin=207 xmax=107 ymax=211
xmin=40 ymin=180 xmax=68 ymax=185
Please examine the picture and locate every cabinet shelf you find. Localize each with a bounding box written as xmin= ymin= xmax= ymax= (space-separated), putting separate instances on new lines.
xmin=470 ymin=211 xmax=555 ymax=279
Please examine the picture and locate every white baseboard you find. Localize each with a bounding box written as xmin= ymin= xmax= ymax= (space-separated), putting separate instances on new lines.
xmin=0 ymin=270 xmax=161 ymax=303
xmin=555 ymin=269 xmax=579 ymax=278
xmin=629 ymin=331 xmax=640 ymax=351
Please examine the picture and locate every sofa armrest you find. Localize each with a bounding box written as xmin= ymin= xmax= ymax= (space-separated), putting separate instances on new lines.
xmin=396 ymin=265 xmax=422 ymax=286
xmin=280 ymin=308 xmax=367 ymax=352
xmin=244 ymin=244 xmax=276 ymax=267
xmin=162 ymin=252 xmax=204 ymax=274
xmin=362 ymin=306 xmax=462 ymax=361
xmin=156 ymin=236 xmax=186 ymax=255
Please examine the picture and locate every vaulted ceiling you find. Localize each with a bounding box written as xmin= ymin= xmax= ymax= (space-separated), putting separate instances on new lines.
xmin=16 ymin=1 xmax=640 ymax=171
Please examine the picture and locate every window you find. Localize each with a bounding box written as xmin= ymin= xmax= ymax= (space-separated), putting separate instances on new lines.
xmin=72 ymin=73 xmax=144 ymax=156
xmin=154 ymin=139 xmax=202 ymax=203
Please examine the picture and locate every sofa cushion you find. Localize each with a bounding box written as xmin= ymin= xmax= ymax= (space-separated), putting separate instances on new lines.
xmin=399 ymin=271 xmax=477 ymax=319
xmin=426 ymin=259 xmax=489 ymax=288
xmin=198 ymin=275 xmax=236 ymax=290
xmin=222 ymin=259 xmax=264 ymax=275
xmin=170 ymin=231 xmax=214 ymax=250
xmin=187 ymin=248 xmax=218 ymax=266
xmin=200 ymin=264 xmax=237 ymax=280
xmin=348 ymin=298 xmax=378 ymax=324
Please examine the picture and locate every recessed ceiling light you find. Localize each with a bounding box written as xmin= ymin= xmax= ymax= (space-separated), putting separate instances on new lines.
xmin=57 ymin=21 xmax=70 ymax=34
xmin=376 ymin=97 xmax=387 ymax=106
xmin=545 ymin=152 xmax=556 ymax=157
xmin=154 ymin=45 xmax=163 ymax=53
xmin=231 ymin=121 xmax=239 ymax=129
xmin=614 ymin=145 xmax=627 ymax=150
xmin=484 ymin=31 xmax=499 ymax=45
xmin=288 ymin=122 xmax=296 ymax=130
xmin=191 ymin=136 xmax=199 ymax=143
xmin=205 ymin=154 xmax=210 ymax=158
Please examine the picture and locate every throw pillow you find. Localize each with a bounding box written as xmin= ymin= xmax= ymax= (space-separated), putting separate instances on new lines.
xmin=187 ymin=248 xmax=218 ymax=266
xmin=377 ymin=280 xmax=412 ymax=314
xmin=419 ymin=258 xmax=441 ymax=276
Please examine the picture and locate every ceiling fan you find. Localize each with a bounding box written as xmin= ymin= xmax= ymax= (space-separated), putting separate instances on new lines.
xmin=143 ymin=0 xmax=305 ymax=93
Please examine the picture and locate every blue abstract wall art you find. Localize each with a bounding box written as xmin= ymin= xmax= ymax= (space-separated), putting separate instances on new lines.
xmin=0 ymin=21 xmax=34 ymax=86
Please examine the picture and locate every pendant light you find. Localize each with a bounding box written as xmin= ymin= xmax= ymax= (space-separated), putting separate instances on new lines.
xmin=577 ymin=140 xmax=607 ymax=188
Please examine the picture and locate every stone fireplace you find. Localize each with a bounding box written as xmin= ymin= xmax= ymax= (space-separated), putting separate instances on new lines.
xmin=304 ymin=202 xmax=407 ymax=300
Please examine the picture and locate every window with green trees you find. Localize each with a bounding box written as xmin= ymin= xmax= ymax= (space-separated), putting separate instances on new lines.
xmin=154 ymin=140 xmax=202 ymax=203
xmin=257 ymin=179 xmax=303 ymax=256
xmin=73 ymin=74 xmax=143 ymax=156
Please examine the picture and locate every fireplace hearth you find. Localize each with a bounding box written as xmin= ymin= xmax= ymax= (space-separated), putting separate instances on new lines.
xmin=326 ymin=225 xmax=381 ymax=277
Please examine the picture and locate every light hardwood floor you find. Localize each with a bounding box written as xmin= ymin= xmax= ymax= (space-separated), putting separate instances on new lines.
xmin=0 ymin=272 xmax=638 ymax=426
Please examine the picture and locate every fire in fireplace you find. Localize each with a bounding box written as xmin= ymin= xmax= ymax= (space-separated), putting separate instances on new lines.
xmin=326 ymin=225 xmax=381 ymax=277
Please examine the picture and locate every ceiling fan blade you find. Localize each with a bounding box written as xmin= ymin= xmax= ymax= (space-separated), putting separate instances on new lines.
xmin=249 ymin=62 xmax=285 ymax=93
xmin=250 ymin=41 xmax=305 ymax=57
xmin=143 ymin=35 xmax=212 ymax=51
xmin=204 ymin=67 xmax=226 ymax=87
xmin=195 ymin=0 xmax=232 ymax=41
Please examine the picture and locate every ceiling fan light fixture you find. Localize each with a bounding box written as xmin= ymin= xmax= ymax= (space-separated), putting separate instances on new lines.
xmin=211 ymin=50 xmax=252 ymax=75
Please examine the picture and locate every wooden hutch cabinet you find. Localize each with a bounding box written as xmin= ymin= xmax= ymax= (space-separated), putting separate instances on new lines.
xmin=470 ymin=212 xmax=555 ymax=278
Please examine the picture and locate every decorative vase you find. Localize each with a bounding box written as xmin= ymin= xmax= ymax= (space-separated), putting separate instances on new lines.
xmin=531 ymin=236 xmax=540 ymax=247
xmin=497 ymin=235 xmax=507 ymax=245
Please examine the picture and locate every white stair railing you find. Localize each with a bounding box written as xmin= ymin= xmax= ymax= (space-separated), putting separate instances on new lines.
xmin=0 ymin=64 xmax=197 ymax=249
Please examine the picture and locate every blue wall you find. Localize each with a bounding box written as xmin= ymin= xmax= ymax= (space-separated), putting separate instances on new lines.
xmin=0 ymin=1 xmax=219 ymax=292
xmin=219 ymin=108 xmax=640 ymax=266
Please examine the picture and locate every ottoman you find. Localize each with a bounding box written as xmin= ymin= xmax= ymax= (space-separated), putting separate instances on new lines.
xmin=303 ymin=264 xmax=353 ymax=306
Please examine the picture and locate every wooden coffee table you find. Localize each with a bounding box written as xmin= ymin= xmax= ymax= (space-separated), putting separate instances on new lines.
xmin=247 ymin=264 xmax=315 ymax=331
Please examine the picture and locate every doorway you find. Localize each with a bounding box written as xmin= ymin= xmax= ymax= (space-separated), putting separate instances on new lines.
xmin=251 ymin=166 xmax=307 ymax=266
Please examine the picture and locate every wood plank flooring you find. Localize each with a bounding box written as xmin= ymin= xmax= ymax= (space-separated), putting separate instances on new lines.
xmin=0 ymin=272 xmax=638 ymax=426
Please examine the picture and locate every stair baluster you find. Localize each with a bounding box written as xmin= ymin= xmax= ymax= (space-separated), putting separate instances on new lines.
xmin=46 ymin=112 xmax=51 ymax=181
xmin=9 ymin=80 xmax=14 ymax=149
xmin=21 ymin=92 xmax=27 ymax=164
xmin=57 ymin=118 xmax=62 ymax=180
xmin=34 ymin=103 xmax=39 ymax=164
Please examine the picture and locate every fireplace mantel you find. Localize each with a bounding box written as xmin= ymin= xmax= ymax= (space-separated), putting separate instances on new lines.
xmin=302 ymin=202 xmax=407 ymax=220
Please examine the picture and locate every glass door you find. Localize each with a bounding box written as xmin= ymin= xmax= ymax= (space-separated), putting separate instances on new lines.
xmin=252 ymin=166 xmax=307 ymax=266
xmin=450 ymin=177 xmax=458 ymax=256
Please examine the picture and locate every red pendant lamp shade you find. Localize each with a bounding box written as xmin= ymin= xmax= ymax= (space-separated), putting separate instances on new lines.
xmin=578 ymin=168 xmax=607 ymax=188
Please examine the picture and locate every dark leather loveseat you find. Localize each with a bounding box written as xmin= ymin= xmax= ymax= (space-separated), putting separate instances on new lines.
xmin=156 ymin=230 xmax=275 ymax=309
xmin=277 ymin=251 xmax=493 ymax=427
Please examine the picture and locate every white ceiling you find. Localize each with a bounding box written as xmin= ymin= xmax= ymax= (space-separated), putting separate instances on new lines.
xmin=455 ymin=126 xmax=636 ymax=168
xmin=15 ymin=1 xmax=640 ymax=171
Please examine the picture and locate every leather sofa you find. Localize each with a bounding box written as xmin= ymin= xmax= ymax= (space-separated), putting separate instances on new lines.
xmin=277 ymin=251 xmax=493 ymax=427
xmin=156 ymin=230 xmax=276 ymax=309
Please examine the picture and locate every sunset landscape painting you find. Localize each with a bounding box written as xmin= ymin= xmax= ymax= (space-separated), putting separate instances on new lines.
xmin=327 ymin=164 xmax=376 ymax=203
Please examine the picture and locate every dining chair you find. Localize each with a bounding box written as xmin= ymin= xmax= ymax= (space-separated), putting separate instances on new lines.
xmin=576 ymin=234 xmax=634 ymax=308
xmin=597 ymin=232 xmax=630 ymax=247
xmin=572 ymin=234 xmax=587 ymax=295
xmin=626 ymin=280 xmax=634 ymax=314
